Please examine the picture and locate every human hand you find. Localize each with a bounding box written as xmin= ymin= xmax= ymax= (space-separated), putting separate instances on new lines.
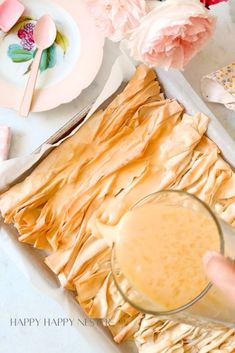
xmin=203 ymin=251 xmax=235 ymax=305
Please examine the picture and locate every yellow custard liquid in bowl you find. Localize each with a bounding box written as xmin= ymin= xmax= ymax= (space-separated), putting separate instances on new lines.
xmin=112 ymin=191 xmax=224 ymax=320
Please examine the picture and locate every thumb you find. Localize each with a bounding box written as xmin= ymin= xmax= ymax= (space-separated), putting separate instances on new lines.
xmin=203 ymin=251 xmax=235 ymax=305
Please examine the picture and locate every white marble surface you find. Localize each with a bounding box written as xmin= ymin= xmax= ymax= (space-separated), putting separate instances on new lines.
xmin=0 ymin=2 xmax=235 ymax=353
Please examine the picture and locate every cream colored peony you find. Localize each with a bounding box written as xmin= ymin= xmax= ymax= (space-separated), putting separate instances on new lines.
xmin=128 ymin=0 xmax=216 ymax=70
xmin=86 ymin=0 xmax=146 ymax=42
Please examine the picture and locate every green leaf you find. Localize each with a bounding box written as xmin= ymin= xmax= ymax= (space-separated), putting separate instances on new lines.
xmin=7 ymin=44 xmax=34 ymax=63
xmin=55 ymin=31 xmax=69 ymax=54
xmin=24 ymin=61 xmax=33 ymax=76
xmin=39 ymin=49 xmax=47 ymax=72
xmin=39 ymin=44 xmax=57 ymax=72
xmin=47 ymin=44 xmax=57 ymax=69
xmin=7 ymin=17 xmax=33 ymax=35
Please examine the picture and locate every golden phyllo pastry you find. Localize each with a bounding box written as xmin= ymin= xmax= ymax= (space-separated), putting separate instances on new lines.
xmin=1 ymin=66 xmax=235 ymax=352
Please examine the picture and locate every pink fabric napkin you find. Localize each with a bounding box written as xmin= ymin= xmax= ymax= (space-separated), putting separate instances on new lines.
xmin=0 ymin=125 xmax=11 ymax=161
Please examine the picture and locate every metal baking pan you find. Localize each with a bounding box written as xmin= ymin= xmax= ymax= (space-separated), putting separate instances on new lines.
xmin=1 ymin=68 xmax=235 ymax=353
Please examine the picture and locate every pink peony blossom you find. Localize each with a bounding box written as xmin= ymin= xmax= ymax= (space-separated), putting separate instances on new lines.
xmin=128 ymin=0 xmax=216 ymax=70
xmin=86 ymin=0 xmax=146 ymax=42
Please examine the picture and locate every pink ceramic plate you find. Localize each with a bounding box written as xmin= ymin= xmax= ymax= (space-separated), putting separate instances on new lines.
xmin=0 ymin=0 xmax=104 ymax=112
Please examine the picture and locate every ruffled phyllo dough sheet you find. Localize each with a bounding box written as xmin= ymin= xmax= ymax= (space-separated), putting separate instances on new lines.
xmin=1 ymin=66 xmax=235 ymax=351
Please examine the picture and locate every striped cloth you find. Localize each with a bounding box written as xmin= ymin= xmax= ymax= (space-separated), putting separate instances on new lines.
xmin=0 ymin=126 xmax=11 ymax=162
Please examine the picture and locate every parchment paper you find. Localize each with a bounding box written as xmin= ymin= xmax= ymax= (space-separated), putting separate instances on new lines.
xmin=0 ymin=53 xmax=235 ymax=353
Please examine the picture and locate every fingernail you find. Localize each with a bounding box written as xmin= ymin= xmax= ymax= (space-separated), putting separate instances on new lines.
xmin=203 ymin=251 xmax=223 ymax=267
